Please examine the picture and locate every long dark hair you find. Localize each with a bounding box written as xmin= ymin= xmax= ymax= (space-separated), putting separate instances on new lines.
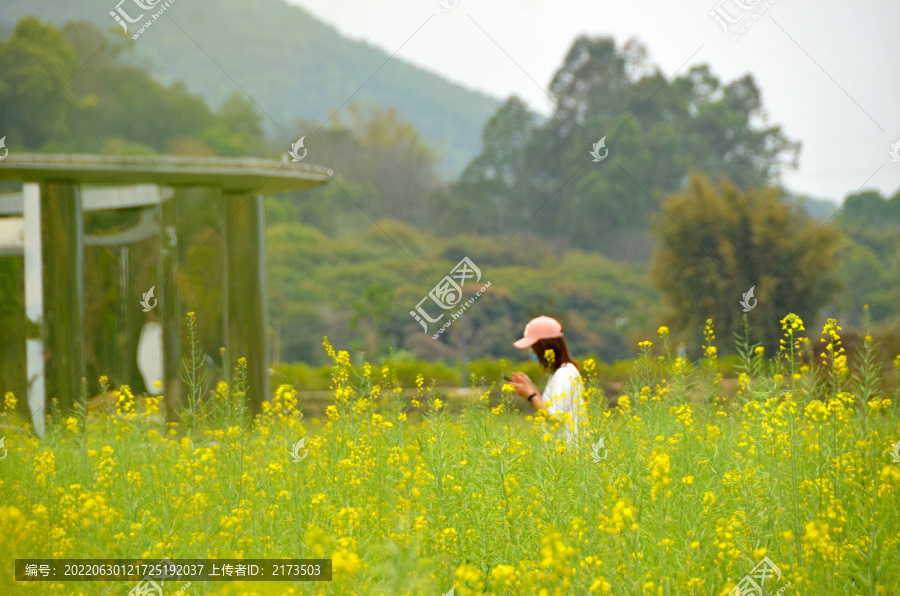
xmin=531 ymin=337 xmax=578 ymax=372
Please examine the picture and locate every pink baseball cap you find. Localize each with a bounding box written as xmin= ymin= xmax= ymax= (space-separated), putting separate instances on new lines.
xmin=513 ymin=316 xmax=563 ymax=348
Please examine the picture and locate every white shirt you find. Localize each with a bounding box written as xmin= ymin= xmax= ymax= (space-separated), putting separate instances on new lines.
xmin=540 ymin=362 xmax=585 ymax=447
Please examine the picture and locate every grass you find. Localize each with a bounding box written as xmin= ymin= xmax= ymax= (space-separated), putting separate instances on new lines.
xmin=1 ymin=313 xmax=899 ymax=595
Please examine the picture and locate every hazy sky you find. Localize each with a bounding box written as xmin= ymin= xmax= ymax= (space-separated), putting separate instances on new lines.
xmin=287 ymin=0 xmax=900 ymax=205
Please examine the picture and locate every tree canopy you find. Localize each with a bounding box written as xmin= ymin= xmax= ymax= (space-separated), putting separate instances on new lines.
xmin=650 ymin=174 xmax=841 ymax=352
xmin=0 ymin=18 xmax=266 ymax=157
xmin=443 ymin=36 xmax=800 ymax=261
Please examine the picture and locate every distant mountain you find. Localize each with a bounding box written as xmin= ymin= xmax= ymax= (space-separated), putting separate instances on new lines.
xmin=0 ymin=0 xmax=500 ymax=175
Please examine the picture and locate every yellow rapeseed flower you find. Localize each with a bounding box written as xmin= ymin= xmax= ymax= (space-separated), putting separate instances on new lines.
xmin=331 ymin=547 xmax=363 ymax=574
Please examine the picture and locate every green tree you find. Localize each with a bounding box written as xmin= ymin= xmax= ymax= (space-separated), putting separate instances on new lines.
xmin=1 ymin=19 xmax=263 ymax=156
xmin=492 ymin=35 xmax=800 ymax=259
xmin=453 ymin=96 xmax=535 ymax=235
xmin=650 ymin=174 xmax=841 ymax=351
xmin=56 ymin=21 xmax=215 ymax=154
xmin=350 ymin=283 xmax=395 ymax=357
xmin=831 ymin=188 xmax=900 ymax=327
xmin=202 ymin=93 xmax=264 ymax=156
xmin=836 ymin=189 xmax=900 ymax=257
xmin=0 ymin=17 xmax=80 ymax=148
xmin=329 ymin=104 xmax=440 ymax=224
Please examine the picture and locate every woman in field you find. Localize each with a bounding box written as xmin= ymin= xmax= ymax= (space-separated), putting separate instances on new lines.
xmin=509 ymin=315 xmax=585 ymax=447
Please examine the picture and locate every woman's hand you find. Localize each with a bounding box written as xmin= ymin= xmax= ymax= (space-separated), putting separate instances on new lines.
xmin=510 ymin=372 xmax=537 ymax=398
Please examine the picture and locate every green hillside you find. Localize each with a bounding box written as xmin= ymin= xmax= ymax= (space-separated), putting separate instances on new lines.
xmin=0 ymin=0 xmax=499 ymax=175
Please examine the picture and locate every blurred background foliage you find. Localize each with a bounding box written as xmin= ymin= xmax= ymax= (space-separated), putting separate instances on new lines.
xmin=0 ymin=15 xmax=898 ymax=395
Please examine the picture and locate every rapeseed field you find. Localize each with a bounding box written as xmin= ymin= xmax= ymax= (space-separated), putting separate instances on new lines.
xmin=1 ymin=314 xmax=899 ymax=595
